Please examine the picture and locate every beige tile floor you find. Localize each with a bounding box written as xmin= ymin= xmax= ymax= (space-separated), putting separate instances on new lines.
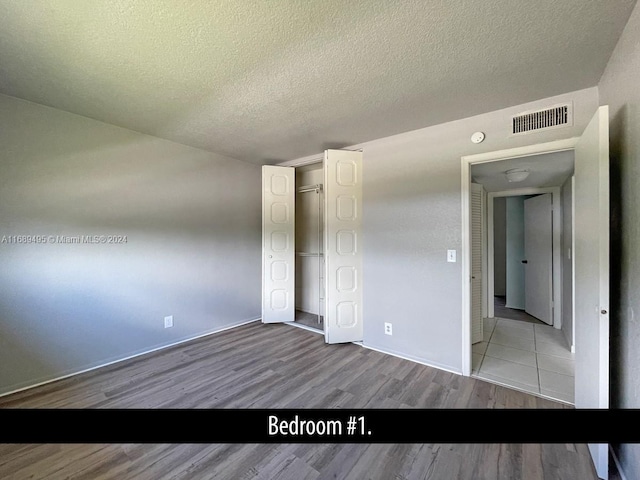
xmin=472 ymin=317 xmax=575 ymax=403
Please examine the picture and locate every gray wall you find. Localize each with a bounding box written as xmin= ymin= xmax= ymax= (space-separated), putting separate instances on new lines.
xmin=598 ymin=1 xmax=640 ymax=478
xmin=561 ymin=176 xmax=574 ymax=350
xmin=359 ymin=87 xmax=598 ymax=372
xmin=505 ymin=196 xmax=526 ymax=310
xmin=0 ymin=94 xmax=261 ymax=395
xmin=493 ymin=197 xmax=507 ymax=297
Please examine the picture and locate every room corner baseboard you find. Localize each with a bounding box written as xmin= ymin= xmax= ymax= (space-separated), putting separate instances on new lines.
xmin=610 ymin=445 xmax=629 ymax=480
xmin=0 ymin=316 xmax=261 ymax=399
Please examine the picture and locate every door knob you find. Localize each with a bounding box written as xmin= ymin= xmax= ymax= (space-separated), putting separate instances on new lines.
xmin=601 ymin=309 xmax=607 ymax=315
xmin=269 ymin=255 xmax=273 ymax=258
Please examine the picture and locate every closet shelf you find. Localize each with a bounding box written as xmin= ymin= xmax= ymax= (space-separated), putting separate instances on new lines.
xmin=296 ymin=252 xmax=324 ymax=257
xmin=297 ymin=183 xmax=323 ymax=194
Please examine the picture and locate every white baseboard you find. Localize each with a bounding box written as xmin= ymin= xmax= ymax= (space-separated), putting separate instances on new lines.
xmin=610 ymin=445 xmax=629 ymax=480
xmin=0 ymin=317 xmax=261 ymax=399
xmin=360 ymin=343 xmax=462 ymax=376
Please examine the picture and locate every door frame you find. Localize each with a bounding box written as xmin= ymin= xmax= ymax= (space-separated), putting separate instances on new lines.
xmin=486 ymin=187 xmax=562 ymax=328
xmin=461 ymin=138 xmax=578 ymax=376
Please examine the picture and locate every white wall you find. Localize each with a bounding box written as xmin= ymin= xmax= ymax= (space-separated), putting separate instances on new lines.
xmin=349 ymin=88 xmax=598 ymax=372
xmin=493 ymin=197 xmax=507 ymax=297
xmin=561 ymin=176 xmax=574 ymax=350
xmin=505 ymin=197 xmax=526 ymax=310
xmin=598 ymin=1 xmax=640 ymax=478
xmin=0 ymin=94 xmax=262 ymax=396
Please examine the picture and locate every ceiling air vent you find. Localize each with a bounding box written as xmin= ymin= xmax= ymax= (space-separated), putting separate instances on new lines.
xmin=511 ymin=103 xmax=572 ymax=135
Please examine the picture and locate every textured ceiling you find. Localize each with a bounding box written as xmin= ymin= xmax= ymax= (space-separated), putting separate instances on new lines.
xmin=0 ymin=1 xmax=636 ymax=164
xmin=471 ymin=151 xmax=575 ymax=192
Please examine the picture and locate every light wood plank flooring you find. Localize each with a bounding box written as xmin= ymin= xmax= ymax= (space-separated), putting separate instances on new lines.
xmin=0 ymin=321 xmax=598 ymax=479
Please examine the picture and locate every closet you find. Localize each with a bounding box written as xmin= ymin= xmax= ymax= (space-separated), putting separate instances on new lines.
xmin=261 ymin=149 xmax=363 ymax=344
xmin=294 ymin=163 xmax=324 ymax=331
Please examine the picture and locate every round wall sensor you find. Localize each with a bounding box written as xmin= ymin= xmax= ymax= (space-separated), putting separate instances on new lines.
xmin=471 ymin=132 xmax=485 ymax=144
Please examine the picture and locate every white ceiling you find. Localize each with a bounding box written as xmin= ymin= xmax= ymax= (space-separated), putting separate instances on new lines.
xmin=471 ymin=151 xmax=575 ymax=192
xmin=0 ymin=1 xmax=635 ymax=164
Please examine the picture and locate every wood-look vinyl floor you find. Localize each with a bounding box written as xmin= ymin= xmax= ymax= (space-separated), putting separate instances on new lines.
xmin=0 ymin=321 xmax=598 ymax=480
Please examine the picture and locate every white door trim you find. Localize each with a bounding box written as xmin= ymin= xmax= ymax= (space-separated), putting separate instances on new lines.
xmin=461 ymin=138 xmax=578 ymax=376
xmin=486 ymin=187 xmax=562 ymax=329
xmin=277 ymin=149 xmax=363 ymax=168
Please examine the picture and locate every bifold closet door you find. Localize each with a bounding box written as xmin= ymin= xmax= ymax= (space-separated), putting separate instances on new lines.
xmin=324 ymin=149 xmax=363 ymax=344
xmin=262 ymin=166 xmax=295 ymax=323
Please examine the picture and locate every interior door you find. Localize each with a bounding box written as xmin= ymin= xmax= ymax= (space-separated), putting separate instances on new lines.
xmin=523 ymin=193 xmax=553 ymax=325
xmin=471 ymin=182 xmax=484 ymax=344
xmin=574 ymin=105 xmax=610 ymax=479
xmin=262 ymin=166 xmax=295 ymax=323
xmin=324 ymin=149 xmax=363 ymax=344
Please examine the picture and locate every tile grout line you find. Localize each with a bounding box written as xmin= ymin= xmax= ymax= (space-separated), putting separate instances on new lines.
xmin=478 ymin=318 xmax=575 ymax=403
xmin=534 ymin=325 xmax=542 ymax=394
xmin=494 ymin=319 xmax=541 ymax=395
xmin=475 ymin=320 xmax=492 ymax=374
xmin=479 ymin=319 xmax=537 ymax=393
xmin=475 ymin=318 xmax=497 ymax=374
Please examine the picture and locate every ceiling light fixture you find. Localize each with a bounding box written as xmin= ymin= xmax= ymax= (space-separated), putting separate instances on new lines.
xmin=505 ymin=168 xmax=530 ymax=182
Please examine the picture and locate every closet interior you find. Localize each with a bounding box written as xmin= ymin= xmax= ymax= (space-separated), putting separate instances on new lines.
xmin=294 ymin=162 xmax=324 ymax=332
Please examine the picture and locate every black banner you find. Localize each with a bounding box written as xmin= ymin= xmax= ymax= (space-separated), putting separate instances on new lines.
xmin=1 ymin=409 xmax=638 ymax=443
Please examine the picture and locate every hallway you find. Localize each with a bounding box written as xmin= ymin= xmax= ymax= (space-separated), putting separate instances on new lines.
xmin=493 ymin=296 xmax=547 ymax=325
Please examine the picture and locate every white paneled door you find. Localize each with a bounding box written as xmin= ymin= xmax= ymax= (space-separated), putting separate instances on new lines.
xmin=471 ymin=183 xmax=484 ymax=344
xmin=262 ymin=166 xmax=295 ymax=323
xmin=574 ymin=106 xmax=610 ymax=479
xmin=324 ymin=149 xmax=363 ymax=344
xmin=524 ymin=193 xmax=553 ymax=325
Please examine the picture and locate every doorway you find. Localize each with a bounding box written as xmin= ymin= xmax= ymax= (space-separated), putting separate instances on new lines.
xmin=490 ymin=191 xmax=560 ymax=328
xmin=461 ymin=106 xmax=611 ymax=479
xmin=469 ymin=153 xmax=575 ymax=404
xmin=493 ymin=195 xmax=553 ymax=326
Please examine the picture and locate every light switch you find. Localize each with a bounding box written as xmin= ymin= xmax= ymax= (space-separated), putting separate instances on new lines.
xmin=447 ymin=250 xmax=456 ymax=262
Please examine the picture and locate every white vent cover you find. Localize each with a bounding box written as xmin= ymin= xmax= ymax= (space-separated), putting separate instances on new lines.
xmin=511 ymin=103 xmax=572 ymax=135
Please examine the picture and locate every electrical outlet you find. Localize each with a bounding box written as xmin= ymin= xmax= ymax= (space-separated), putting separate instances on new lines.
xmin=447 ymin=250 xmax=456 ymax=262
xmin=384 ymin=322 xmax=393 ymax=335
xmin=164 ymin=315 xmax=173 ymax=328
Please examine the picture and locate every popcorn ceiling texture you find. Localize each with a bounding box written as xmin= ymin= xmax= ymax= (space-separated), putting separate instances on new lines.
xmin=0 ymin=0 xmax=635 ymax=163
